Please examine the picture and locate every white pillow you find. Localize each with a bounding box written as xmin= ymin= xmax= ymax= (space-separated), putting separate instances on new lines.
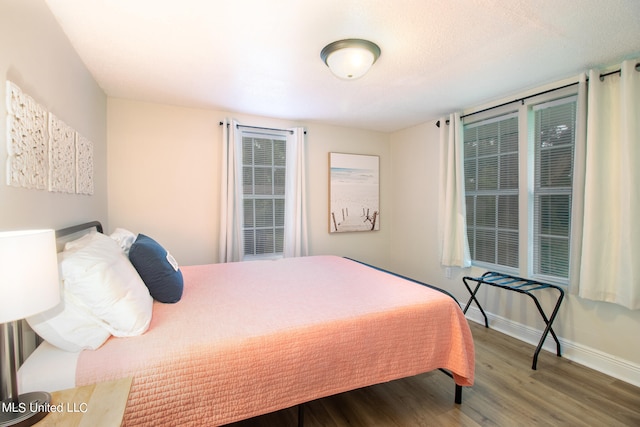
xmin=109 ymin=228 xmax=137 ymax=255
xmin=27 ymin=284 xmax=111 ymax=352
xmin=63 ymin=231 xmax=96 ymax=251
xmin=59 ymin=232 xmax=153 ymax=337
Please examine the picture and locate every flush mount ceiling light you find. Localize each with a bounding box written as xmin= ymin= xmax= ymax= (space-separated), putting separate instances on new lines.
xmin=320 ymin=39 xmax=381 ymax=80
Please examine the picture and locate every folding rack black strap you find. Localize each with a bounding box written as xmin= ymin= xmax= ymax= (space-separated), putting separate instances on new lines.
xmin=462 ymin=272 xmax=565 ymax=370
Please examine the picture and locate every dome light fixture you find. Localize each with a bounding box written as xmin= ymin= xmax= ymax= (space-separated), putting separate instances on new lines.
xmin=320 ymin=39 xmax=381 ymax=80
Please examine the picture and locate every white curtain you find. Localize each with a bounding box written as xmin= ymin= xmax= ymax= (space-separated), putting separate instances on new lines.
xmin=218 ymin=119 xmax=244 ymax=263
xmin=283 ymin=127 xmax=309 ymax=257
xmin=568 ymin=74 xmax=588 ymax=291
xmin=576 ymin=59 xmax=640 ymax=309
xmin=438 ymin=113 xmax=472 ymax=268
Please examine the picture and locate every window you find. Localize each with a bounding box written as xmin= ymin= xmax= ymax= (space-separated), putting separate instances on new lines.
xmin=533 ymin=97 xmax=577 ymax=279
xmin=241 ymin=131 xmax=286 ymax=259
xmin=463 ymin=92 xmax=578 ymax=284
xmin=464 ymin=113 xmax=520 ymax=270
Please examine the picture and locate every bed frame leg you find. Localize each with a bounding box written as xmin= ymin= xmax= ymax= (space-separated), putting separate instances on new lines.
xmin=439 ymin=369 xmax=463 ymax=404
xmin=298 ymin=404 xmax=304 ymax=427
xmin=455 ymin=384 xmax=462 ymax=404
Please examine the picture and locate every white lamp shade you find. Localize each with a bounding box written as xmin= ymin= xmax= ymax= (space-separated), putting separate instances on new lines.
xmin=0 ymin=229 xmax=60 ymax=323
xmin=326 ymin=47 xmax=376 ymax=80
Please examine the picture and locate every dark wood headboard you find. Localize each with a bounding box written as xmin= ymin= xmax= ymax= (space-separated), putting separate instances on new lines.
xmin=55 ymin=221 xmax=103 ymax=238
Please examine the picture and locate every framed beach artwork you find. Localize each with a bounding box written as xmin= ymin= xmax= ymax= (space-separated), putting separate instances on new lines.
xmin=329 ymin=152 xmax=380 ymax=233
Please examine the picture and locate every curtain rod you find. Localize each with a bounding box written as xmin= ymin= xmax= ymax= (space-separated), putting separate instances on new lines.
xmin=460 ymin=80 xmax=580 ymax=121
xmin=219 ymin=122 xmax=306 ymax=135
xmin=436 ymin=63 xmax=638 ymax=128
xmin=436 ymin=80 xmax=579 ymax=128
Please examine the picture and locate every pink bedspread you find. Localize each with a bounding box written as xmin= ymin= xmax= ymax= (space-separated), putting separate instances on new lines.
xmin=76 ymin=256 xmax=474 ymax=426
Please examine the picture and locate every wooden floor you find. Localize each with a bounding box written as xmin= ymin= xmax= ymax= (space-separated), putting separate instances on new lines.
xmin=226 ymin=321 xmax=640 ymax=426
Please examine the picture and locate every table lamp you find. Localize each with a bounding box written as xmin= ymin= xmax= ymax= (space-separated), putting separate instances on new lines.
xmin=0 ymin=229 xmax=60 ymax=427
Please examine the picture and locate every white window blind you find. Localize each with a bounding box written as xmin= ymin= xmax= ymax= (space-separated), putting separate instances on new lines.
xmin=242 ymin=133 xmax=286 ymax=258
xmin=533 ymin=96 xmax=577 ymax=280
xmin=464 ymin=113 xmax=519 ymax=270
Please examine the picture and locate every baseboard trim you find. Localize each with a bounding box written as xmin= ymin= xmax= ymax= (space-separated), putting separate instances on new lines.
xmin=464 ymin=307 xmax=640 ymax=388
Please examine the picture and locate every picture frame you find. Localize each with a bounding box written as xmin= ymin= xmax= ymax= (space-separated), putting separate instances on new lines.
xmin=329 ymin=152 xmax=380 ymax=233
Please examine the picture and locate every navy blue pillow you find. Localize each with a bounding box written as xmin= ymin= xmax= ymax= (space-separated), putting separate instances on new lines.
xmin=129 ymin=234 xmax=183 ymax=303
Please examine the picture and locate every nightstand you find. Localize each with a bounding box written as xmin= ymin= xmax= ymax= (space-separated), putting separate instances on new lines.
xmin=34 ymin=377 xmax=132 ymax=427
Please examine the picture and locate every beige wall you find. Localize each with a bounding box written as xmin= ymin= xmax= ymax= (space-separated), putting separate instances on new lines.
xmin=107 ymin=98 xmax=392 ymax=268
xmin=107 ymin=100 xmax=219 ymax=265
xmin=0 ymin=0 xmax=107 ymax=232
xmin=389 ymin=122 xmax=443 ymax=283
xmin=305 ymin=121 xmax=391 ymax=268
xmin=389 ymin=120 xmax=640 ymax=385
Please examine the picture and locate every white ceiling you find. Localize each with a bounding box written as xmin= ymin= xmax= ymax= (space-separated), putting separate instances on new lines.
xmin=45 ymin=0 xmax=640 ymax=133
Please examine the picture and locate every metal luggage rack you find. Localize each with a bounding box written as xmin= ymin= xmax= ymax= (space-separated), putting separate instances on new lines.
xmin=462 ymin=271 xmax=565 ymax=370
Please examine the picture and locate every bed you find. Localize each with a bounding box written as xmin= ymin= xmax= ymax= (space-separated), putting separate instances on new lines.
xmin=19 ymin=221 xmax=475 ymax=426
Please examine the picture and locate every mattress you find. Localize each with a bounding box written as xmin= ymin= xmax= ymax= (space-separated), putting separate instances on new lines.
xmin=22 ymin=255 xmax=475 ymax=426
xmin=18 ymin=341 xmax=79 ymax=392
